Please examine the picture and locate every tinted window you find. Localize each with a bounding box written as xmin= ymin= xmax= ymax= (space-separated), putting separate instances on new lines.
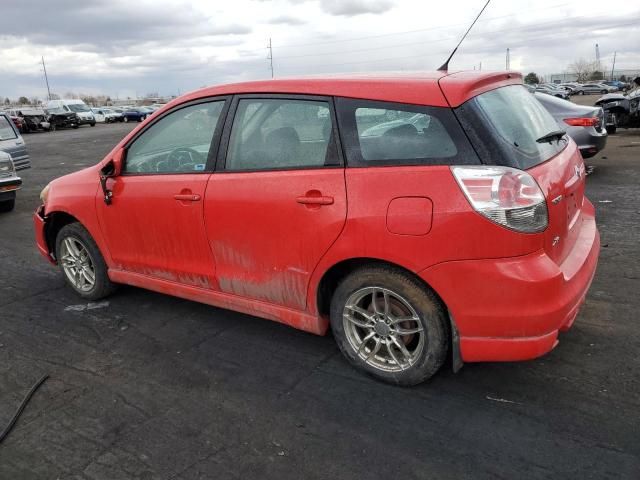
xmin=335 ymin=98 xmax=479 ymax=167
xmin=456 ymin=85 xmax=566 ymax=170
xmin=0 ymin=116 xmax=17 ymax=141
xmin=124 ymin=101 xmax=225 ymax=174
xmin=225 ymin=98 xmax=337 ymax=171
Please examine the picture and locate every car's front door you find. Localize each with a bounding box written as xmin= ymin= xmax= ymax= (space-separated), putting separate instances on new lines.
xmin=205 ymin=95 xmax=347 ymax=310
xmin=97 ymin=99 xmax=228 ymax=288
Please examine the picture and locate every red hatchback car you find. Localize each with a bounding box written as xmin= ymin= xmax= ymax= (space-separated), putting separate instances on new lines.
xmin=34 ymin=71 xmax=600 ymax=385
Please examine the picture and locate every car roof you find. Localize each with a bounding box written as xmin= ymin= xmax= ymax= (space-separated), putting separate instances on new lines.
xmin=173 ymin=71 xmax=522 ymax=109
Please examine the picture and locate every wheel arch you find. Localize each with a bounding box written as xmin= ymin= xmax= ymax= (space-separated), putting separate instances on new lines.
xmin=44 ymin=211 xmax=82 ymax=259
xmin=315 ymin=256 xmax=462 ymax=372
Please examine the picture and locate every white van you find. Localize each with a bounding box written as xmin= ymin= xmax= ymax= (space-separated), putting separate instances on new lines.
xmin=45 ymin=99 xmax=96 ymax=126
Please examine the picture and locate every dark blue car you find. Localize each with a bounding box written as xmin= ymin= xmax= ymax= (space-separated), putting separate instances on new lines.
xmin=123 ymin=107 xmax=153 ymax=123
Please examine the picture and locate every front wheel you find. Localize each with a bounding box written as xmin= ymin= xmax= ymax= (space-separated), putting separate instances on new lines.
xmin=330 ymin=266 xmax=449 ymax=386
xmin=55 ymin=223 xmax=116 ymax=300
xmin=578 ymin=90 xmax=584 ymax=95
xmin=90 ymin=122 xmax=96 ymax=127
xmin=124 ymin=117 xmax=129 ymax=123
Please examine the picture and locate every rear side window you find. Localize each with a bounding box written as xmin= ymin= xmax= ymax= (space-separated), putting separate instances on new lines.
xmin=456 ymin=85 xmax=567 ymax=170
xmin=0 ymin=116 xmax=17 ymax=141
xmin=225 ymin=98 xmax=338 ymax=171
xmin=335 ymin=98 xmax=479 ymax=166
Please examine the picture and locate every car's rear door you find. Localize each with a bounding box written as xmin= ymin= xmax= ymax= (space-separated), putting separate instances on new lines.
xmin=96 ymin=98 xmax=229 ymax=287
xmin=204 ymin=95 xmax=347 ymax=310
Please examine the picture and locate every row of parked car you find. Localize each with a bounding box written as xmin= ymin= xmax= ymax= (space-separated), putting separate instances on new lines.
xmin=531 ymin=81 xmax=629 ymax=100
xmin=1 ymin=100 xmax=166 ymax=134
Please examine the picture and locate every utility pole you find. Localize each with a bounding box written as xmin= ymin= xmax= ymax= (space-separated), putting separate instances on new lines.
xmin=506 ymin=48 xmax=510 ymax=70
xmin=479 ymin=61 xmax=482 ymax=71
xmin=595 ymin=43 xmax=601 ymax=71
xmin=41 ymin=56 xmax=51 ymax=101
xmin=610 ymin=51 xmax=617 ymax=80
xmin=267 ymin=38 xmax=274 ymax=78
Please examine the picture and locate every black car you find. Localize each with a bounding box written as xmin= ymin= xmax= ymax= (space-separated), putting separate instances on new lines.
xmin=7 ymin=107 xmax=50 ymax=133
xmin=45 ymin=107 xmax=80 ymax=130
xmin=534 ymin=92 xmax=607 ymax=159
xmin=595 ymin=78 xmax=640 ymax=134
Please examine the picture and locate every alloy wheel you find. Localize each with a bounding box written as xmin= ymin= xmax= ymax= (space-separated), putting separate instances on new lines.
xmin=59 ymin=236 xmax=96 ymax=292
xmin=342 ymin=287 xmax=426 ymax=372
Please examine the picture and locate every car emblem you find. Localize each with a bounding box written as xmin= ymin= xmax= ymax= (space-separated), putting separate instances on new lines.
xmin=575 ymin=165 xmax=582 ymax=178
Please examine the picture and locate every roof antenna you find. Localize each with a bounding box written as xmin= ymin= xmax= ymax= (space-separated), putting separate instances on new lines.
xmin=438 ymin=0 xmax=491 ymax=72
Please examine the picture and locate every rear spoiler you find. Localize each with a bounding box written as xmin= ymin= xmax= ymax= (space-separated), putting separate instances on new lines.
xmin=438 ymin=71 xmax=523 ymax=108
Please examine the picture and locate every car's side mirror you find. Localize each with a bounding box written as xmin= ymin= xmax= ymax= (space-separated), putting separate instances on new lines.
xmin=99 ymin=149 xmax=123 ymax=205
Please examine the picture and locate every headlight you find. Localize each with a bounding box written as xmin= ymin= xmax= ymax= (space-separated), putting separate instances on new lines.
xmin=0 ymin=152 xmax=16 ymax=178
xmin=40 ymin=183 xmax=51 ymax=204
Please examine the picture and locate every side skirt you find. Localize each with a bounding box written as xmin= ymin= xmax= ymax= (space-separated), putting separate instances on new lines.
xmin=108 ymin=269 xmax=328 ymax=335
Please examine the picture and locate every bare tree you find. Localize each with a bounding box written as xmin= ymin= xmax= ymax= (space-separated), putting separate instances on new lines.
xmin=569 ymin=58 xmax=599 ymax=82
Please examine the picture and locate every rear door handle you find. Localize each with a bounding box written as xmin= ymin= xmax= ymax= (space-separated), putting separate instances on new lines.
xmin=174 ymin=194 xmax=201 ymax=202
xmin=296 ymin=195 xmax=334 ymax=205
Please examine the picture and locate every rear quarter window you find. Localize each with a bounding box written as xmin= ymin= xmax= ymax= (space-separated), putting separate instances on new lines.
xmin=455 ymin=85 xmax=567 ymax=170
xmin=335 ymin=98 xmax=479 ymax=167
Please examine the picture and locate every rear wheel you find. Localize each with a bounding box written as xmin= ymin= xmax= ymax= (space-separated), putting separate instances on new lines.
xmin=55 ymin=223 xmax=116 ymax=300
xmin=90 ymin=122 xmax=96 ymax=127
xmin=330 ymin=266 xmax=448 ymax=386
xmin=601 ymin=90 xmax=607 ymax=94
xmin=606 ymin=126 xmax=617 ymax=134
xmin=0 ymin=199 xmax=15 ymax=213
xmin=124 ymin=117 xmax=129 ymax=123
xmin=578 ymin=90 xmax=584 ymax=95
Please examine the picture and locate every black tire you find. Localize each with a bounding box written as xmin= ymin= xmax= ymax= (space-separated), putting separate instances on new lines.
xmin=578 ymin=90 xmax=584 ymax=95
xmin=90 ymin=122 xmax=96 ymax=127
xmin=124 ymin=117 xmax=129 ymax=123
xmin=140 ymin=115 xmax=146 ymax=122
xmin=330 ymin=265 xmax=449 ymax=386
xmin=72 ymin=125 xmax=79 ymax=129
xmin=606 ymin=126 xmax=617 ymax=135
xmin=50 ymin=123 xmax=56 ymax=132
xmin=0 ymin=199 xmax=15 ymax=213
xmin=55 ymin=222 xmax=117 ymax=300
xmin=601 ymin=90 xmax=607 ymax=94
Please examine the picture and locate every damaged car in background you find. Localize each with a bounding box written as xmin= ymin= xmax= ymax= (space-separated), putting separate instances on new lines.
xmin=45 ymin=106 xmax=80 ymax=131
xmin=595 ymin=78 xmax=640 ymax=134
xmin=6 ymin=107 xmax=51 ymax=133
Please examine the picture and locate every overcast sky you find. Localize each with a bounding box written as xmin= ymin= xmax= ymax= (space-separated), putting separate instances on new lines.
xmin=1 ymin=0 xmax=638 ymax=100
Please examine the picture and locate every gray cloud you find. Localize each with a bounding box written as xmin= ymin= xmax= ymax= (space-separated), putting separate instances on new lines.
xmin=267 ymin=14 xmax=306 ymax=25
xmin=319 ymin=0 xmax=394 ymax=16
xmin=0 ymin=0 xmax=250 ymax=49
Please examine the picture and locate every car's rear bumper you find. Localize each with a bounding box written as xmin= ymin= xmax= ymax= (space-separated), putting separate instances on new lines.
xmin=419 ymin=205 xmax=600 ymax=363
xmin=578 ymin=129 xmax=608 ymax=159
xmin=33 ymin=205 xmax=55 ymax=264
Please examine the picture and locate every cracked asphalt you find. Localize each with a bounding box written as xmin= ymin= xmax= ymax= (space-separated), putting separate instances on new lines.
xmin=1 ymin=106 xmax=639 ymax=479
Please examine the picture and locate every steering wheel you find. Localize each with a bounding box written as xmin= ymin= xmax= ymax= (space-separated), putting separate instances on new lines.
xmin=165 ymin=147 xmax=204 ymax=171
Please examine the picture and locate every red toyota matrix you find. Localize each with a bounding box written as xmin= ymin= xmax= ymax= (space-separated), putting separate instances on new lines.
xmin=34 ymin=72 xmax=600 ymax=385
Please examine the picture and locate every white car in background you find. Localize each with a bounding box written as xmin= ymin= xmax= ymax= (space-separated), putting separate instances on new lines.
xmin=91 ymin=108 xmax=122 ymax=123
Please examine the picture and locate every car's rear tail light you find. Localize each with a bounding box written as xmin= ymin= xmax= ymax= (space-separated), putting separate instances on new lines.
xmin=451 ymin=166 xmax=548 ymax=233
xmin=563 ymin=117 xmax=598 ymax=127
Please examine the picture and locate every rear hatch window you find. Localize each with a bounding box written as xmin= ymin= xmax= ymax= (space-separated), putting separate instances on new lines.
xmin=0 ymin=116 xmax=18 ymax=141
xmin=455 ymin=85 xmax=567 ymax=170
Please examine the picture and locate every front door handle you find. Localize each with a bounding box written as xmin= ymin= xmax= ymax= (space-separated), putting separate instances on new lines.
xmin=174 ymin=193 xmax=201 ymax=202
xmin=296 ymin=195 xmax=334 ymax=206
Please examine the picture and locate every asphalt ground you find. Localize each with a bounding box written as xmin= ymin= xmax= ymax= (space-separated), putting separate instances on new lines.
xmin=1 ymin=99 xmax=639 ymax=479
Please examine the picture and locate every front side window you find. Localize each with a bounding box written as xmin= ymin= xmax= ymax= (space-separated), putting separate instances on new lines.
xmin=336 ymin=98 xmax=478 ymax=167
xmin=124 ymin=101 xmax=225 ymax=174
xmin=225 ymin=98 xmax=337 ymax=171
xmin=0 ymin=116 xmax=17 ymax=140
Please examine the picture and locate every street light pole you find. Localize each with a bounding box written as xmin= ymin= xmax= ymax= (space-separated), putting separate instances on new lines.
xmin=41 ymin=56 xmax=52 ymax=101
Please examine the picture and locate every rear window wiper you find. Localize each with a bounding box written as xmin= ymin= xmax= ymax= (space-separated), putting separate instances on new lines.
xmin=536 ymin=130 xmax=566 ymax=143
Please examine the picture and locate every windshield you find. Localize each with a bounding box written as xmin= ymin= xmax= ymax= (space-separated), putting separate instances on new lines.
xmin=67 ymin=103 xmax=90 ymax=112
xmin=455 ymin=85 xmax=566 ymax=170
xmin=47 ymin=107 xmax=66 ymax=114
